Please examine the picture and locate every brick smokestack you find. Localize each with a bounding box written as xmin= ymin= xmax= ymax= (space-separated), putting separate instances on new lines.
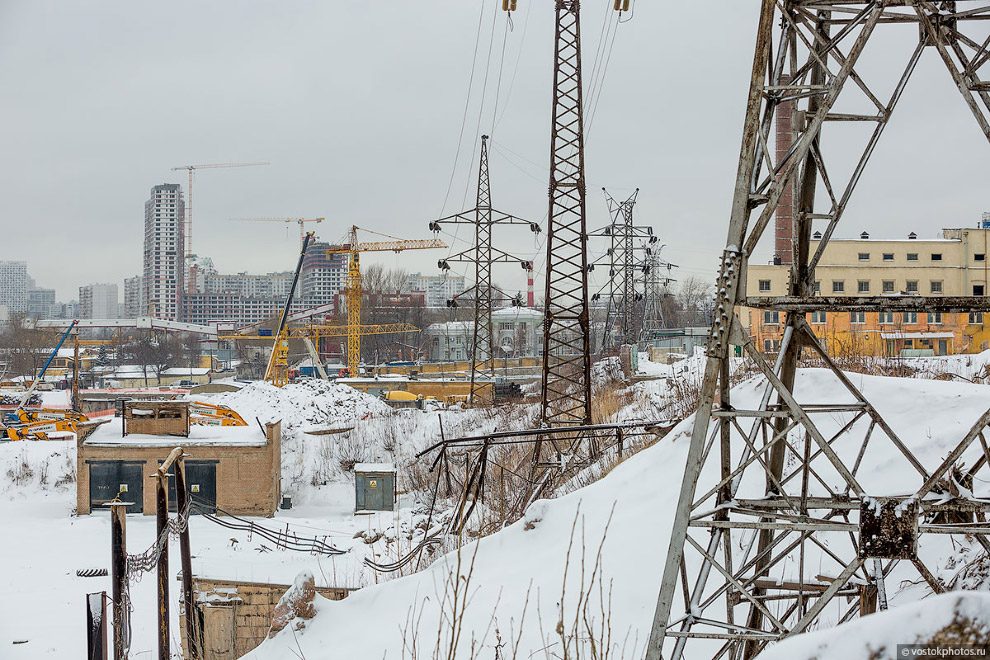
xmin=775 ymin=86 xmax=795 ymax=266
xmin=527 ymin=268 xmax=535 ymax=307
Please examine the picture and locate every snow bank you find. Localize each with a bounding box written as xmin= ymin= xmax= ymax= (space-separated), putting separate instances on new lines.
xmin=244 ymin=369 xmax=990 ymax=660
xmin=760 ymin=592 xmax=990 ymax=660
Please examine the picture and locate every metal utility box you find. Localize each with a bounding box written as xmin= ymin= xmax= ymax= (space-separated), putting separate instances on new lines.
xmin=354 ymin=463 xmax=396 ymax=513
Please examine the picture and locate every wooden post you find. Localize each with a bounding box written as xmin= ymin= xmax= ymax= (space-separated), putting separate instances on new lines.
xmin=108 ymin=501 xmax=128 ymax=660
xmin=155 ymin=474 xmax=169 ymax=660
xmin=859 ymin=583 xmax=878 ymax=616
xmin=86 ymin=591 xmax=108 ymax=660
xmin=174 ymin=458 xmax=199 ymax=660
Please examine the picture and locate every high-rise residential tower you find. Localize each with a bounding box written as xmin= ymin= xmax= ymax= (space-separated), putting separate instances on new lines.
xmin=0 ymin=261 xmax=28 ymax=315
xmin=143 ymin=184 xmax=185 ymax=320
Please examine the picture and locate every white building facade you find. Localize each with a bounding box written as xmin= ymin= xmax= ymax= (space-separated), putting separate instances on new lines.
xmin=143 ymin=183 xmax=185 ymax=320
xmin=407 ymin=272 xmax=467 ymax=308
xmin=0 ymin=261 xmax=28 ymax=315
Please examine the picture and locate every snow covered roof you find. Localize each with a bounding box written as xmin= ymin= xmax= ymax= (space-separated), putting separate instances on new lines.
xmin=85 ymin=417 xmax=267 ymax=447
xmin=354 ymin=463 xmax=396 ymax=473
xmin=491 ymin=307 xmax=543 ymax=320
xmin=161 ymin=367 xmax=211 ymax=376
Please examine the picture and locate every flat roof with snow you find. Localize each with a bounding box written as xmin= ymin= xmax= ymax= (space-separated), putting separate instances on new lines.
xmin=84 ymin=417 xmax=268 ymax=447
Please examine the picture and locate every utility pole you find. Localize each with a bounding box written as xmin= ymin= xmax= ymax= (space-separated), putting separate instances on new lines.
xmin=646 ymin=4 xmax=990 ymax=659
xmin=108 ymin=501 xmax=128 ymax=660
xmin=430 ymin=135 xmax=539 ymax=405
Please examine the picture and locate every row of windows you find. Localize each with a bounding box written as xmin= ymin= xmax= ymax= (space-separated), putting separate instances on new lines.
xmin=854 ymin=252 xmax=987 ymax=262
xmin=759 ymin=279 xmax=987 ymax=296
xmin=763 ymin=311 xmax=985 ymax=325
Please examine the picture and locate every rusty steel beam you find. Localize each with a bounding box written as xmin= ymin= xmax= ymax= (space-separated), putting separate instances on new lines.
xmin=647 ymin=2 xmax=990 ymax=659
xmin=745 ymin=295 xmax=990 ymax=311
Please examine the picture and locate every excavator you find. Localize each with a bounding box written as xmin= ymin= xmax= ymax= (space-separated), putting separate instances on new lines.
xmin=187 ymin=401 xmax=247 ymax=427
xmin=1 ymin=321 xmax=108 ymax=441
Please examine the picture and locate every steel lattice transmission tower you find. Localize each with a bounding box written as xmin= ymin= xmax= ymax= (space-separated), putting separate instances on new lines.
xmin=638 ymin=242 xmax=675 ymax=343
xmin=541 ymin=0 xmax=593 ymax=427
xmin=431 ymin=135 xmax=539 ymax=405
xmin=647 ymin=3 xmax=990 ymax=659
xmin=589 ymin=188 xmax=658 ymax=350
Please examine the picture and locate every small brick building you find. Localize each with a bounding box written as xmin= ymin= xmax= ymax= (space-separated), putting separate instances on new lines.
xmin=76 ymin=417 xmax=281 ymax=516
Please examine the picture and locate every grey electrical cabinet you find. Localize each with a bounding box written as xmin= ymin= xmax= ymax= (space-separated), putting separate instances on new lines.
xmin=354 ymin=463 xmax=396 ymax=513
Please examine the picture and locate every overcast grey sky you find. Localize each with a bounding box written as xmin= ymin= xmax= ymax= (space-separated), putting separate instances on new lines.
xmin=2 ymin=1 xmax=989 ymax=302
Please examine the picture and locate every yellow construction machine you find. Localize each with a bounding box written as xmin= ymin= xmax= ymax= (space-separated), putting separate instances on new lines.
xmin=188 ymin=401 xmax=247 ymax=427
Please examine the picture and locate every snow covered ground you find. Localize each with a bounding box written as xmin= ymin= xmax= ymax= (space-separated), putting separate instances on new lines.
xmin=245 ymin=367 xmax=990 ymax=660
xmin=4 ymin=362 xmax=990 ymax=658
xmin=0 ymin=379 xmax=539 ymax=658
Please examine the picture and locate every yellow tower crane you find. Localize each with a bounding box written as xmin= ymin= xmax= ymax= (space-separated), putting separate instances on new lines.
xmin=329 ymin=226 xmax=446 ymax=376
xmin=229 ymin=217 xmax=325 ymax=247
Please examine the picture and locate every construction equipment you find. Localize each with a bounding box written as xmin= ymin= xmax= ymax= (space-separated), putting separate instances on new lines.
xmin=15 ymin=320 xmax=77 ymax=409
xmin=264 ymin=232 xmax=314 ymax=387
xmin=328 ymin=226 xmax=446 ymax=376
xmin=187 ymin=402 xmax=247 ymax=427
xmin=230 ymin=217 xmax=325 ymax=248
xmin=171 ymin=162 xmax=269 ymax=264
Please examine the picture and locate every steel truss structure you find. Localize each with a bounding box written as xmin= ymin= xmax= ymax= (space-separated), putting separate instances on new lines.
xmin=417 ymin=419 xmax=679 ymax=534
xmin=431 ymin=135 xmax=538 ymax=405
xmin=589 ymin=188 xmax=660 ymax=350
xmin=647 ymin=2 xmax=990 ymax=659
xmin=639 ymin=243 xmax=676 ymax=343
xmin=543 ymin=0 xmax=593 ymax=427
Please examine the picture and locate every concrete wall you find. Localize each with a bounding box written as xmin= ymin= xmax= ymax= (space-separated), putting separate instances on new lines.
xmin=179 ymin=576 xmax=353 ymax=660
xmin=76 ymin=421 xmax=281 ymax=516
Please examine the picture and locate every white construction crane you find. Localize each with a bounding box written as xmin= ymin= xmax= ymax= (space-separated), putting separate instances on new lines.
xmin=171 ymin=162 xmax=270 ymax=260
xmin=230 ymin=217 xmax=325 ymax=247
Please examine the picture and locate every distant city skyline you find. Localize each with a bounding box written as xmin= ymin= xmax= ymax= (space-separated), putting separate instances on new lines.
xmin=3 ymin=2 xmax=990 ymax=303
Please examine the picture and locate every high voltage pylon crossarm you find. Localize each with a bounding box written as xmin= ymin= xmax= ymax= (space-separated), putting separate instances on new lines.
xmin=428 ymin=134 xmax=539 ymax=406
xmin=646 ymin=3 xmax=990 ymax=659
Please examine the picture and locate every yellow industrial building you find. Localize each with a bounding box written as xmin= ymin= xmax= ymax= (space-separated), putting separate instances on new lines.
xmin=745 ymin=226 xmax=990 ymax=357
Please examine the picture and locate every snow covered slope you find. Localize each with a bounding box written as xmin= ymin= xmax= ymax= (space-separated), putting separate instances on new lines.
xmin=245 ymin=369 xmax=990 ymax=660
xmin=760 ymin=592 xmax=990 ymax=659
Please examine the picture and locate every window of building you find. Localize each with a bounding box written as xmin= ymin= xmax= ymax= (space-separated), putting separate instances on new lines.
xmin=907 ymin=253 xmax=918 ymax=261
xmin=858 ymin=253 xmax=870 ymax=261
xmin=879 ymin=311 xmax=895 ymax=324
xmin=969 ymin=312 xmax=984 ymax=325
xmin=904 ymin=339 xmax=914 ymax=349
xmin=930 ymin=280 xmax=943 ymax=294
xmin=857 ymin=280 xmax=870 ymax=293
xmin=763 ymin=311 xmax=780 ymax=325
xmin=763 ymin=338 xmax=782 ymax=353
xmin=976 ymin=285 xmax=987 ymax=296
xmin=906 ymin=280 xmax=918 ymax=293
xmin=883 ymin=253 xmax=894 ymax=262
xmin=810 ymin=311 xmax=827 ymax=324
xmin=814 ymin=281 xmax=821 ymax=293
xmin=850 ymin=311 xmax=866 ymax=324
xmin=903 ymin=311 xmax=918 ymax=324
xmin=832 ymin=280 xmax=845 ymax=293
xmin=882 ymin=280 xmax=895 ymax=293
xmin=758 ymin=279 xmax=771 ymax=292
xmin=975 ymin=253 xmax=986 ymax=262
xmin=928 ymin=312 xmax=942 ymax=324
xmin=931 ymin=253 xmax=943 ymax=261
